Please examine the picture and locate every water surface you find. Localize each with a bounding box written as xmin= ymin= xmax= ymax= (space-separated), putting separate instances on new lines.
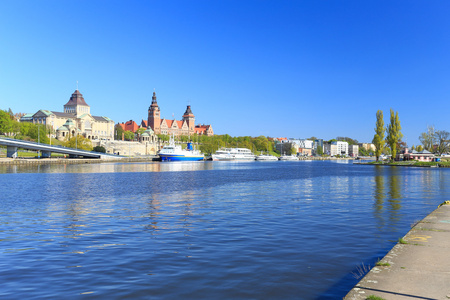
xmin=1 ymin=161 xmax=449 ymax=299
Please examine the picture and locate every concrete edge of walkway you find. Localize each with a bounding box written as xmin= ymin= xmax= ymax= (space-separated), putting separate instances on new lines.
xmin=344 ymin=202 xmax=450 ymax=300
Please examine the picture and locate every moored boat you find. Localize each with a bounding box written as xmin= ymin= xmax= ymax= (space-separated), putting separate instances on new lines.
xmin=278 ymin=155 xmax=299 ymax=161
xmin=212 ymin=147 xmax=256 ymax=161
xmin=159 ymin=136 xmax=204 ymax=161
xmin=255 ymin=152 xmax=278 ymax=161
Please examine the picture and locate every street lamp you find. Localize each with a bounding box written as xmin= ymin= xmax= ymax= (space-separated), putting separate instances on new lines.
xmin=37 ymin=122 xmax=40 ymax=158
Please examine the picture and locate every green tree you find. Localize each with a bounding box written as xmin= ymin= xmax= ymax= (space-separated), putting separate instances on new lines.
xmin=157 ymin=134 xmax=170 ymax=142
xmin=123 ymin=130 xmax=135 ymax=141
xmin=114 ymin=124 xmax=124 ymax=140
xmin=385 ymin=109 xmax=402 ymax=161
xmin=28 ymin=124 xmax=50 ymax=144
xmin=416 ymin=145 xmax=424 ymax=152
xmin=372 ymin=110 xmax=385 ymax=162
xmin=64 ymin=135 xmax=93 ymax=151
xmin=316 ymin=145 xmax=324 ymax=156
xmin=336 ymin=137 xmax=359 ymax=145
xmin=0 ymin=109 xmax=13 ymax=135
xmin=135 ymin=127 xmax=145 ymax=138
xmin=93 ymin=145 xmax=106 ymax=153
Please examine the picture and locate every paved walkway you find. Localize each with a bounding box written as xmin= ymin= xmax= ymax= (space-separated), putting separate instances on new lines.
xmin=345 ymin=203 xmax=450 ymax=300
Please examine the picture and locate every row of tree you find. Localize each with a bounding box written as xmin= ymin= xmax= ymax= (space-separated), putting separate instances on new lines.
xmin=372 ymin=109 xmax=402 ymax=161
xmin=372 ymin=109 xmax=450 ymax=161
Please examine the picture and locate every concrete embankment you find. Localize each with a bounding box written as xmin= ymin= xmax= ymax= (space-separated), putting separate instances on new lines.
xmin=345 ymin=203 xmax=450 ymax=300
xmin=0 ymin=156 xmax=159 ymax=165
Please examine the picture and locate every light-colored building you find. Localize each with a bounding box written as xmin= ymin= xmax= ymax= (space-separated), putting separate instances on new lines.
xmin=358 ymin=143 xmax=376 ymax=152
xmin=21 ymin=90 xmax=114 ymax=141
xmin=348 ymin=144 xmax=359 ymax=157
xmin=324 ymin=141 xmax=348 ymax=156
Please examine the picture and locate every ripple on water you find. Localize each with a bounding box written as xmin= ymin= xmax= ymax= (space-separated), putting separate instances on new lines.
xmin=0 ymin=161 xmax=449 ymax=298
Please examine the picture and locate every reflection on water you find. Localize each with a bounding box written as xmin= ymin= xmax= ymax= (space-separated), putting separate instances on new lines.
xmin=1 ymin=161 xmax=450 ymax=299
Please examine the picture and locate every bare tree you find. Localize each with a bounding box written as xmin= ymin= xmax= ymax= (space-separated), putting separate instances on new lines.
xmin=419 ymin=125 xmax=436 ymax=152
xmin=434 ymin=130 xmax=450 ymax=155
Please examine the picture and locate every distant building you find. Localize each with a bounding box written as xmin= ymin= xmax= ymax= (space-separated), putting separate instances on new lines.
xmin=20 ymin=90 xmax=114 ymax=141
xmin=398 ymin=148 xmax=435 ymax=162
xmin=359 ymin=143 xmax=376 ymax=152
xmin=348 ymin=144 xmax=359 ymax=157
xmin=147 ymin=91 xmax=214 ymax=136
xmin=314 ymin=139 xmax=324 ymax=155
xmin=324 ymin=141 xmax=348 ymax=156
xmin=119 ymin=120 xmax=139 ymax=133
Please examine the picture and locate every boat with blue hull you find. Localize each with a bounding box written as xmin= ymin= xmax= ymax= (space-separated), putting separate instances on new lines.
xmin=159 ymin=137 xmax=204 ymax=161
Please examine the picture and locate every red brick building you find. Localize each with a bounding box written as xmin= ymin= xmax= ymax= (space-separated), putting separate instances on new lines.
xmin=147 ymin=91 xmax=213 ymax=136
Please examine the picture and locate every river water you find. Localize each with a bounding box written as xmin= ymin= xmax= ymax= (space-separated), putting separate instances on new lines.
xmin=1 ymin=160 xmax=449 ymax=299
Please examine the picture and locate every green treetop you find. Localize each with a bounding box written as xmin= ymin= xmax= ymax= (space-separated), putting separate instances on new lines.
xmin=386 ymin=109 xmax=402 ymax=161
xmin=372 ymin=110 xmax=385 ymax=162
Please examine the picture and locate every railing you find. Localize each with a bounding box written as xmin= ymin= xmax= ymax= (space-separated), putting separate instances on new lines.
xmin=0 ymin=137 xmax=121 ymax=158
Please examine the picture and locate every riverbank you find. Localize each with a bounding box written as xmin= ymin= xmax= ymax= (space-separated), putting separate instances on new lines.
xmin=0 ymin=156 xmax=354 ymax=165
xmin=356 ymin=160 xmax=450 ymax=168
xmin=345 ymin=202 xmax=450 ymax=300
xmin=0 ymin=156 xmax=159 ymax=165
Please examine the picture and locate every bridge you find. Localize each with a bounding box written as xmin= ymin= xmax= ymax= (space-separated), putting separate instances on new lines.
xmin=0 ymin=137 xmax=122 ymax=159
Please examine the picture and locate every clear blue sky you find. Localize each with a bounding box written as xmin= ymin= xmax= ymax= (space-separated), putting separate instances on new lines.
xmin=1 ymin=1 xmax=450 ymax=146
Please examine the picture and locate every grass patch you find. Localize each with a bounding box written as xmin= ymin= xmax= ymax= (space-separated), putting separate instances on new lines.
xmin=398 ymin=238 xmax=408 ymax=244
xmin=366 ymin=296 xmax=386 ymax=300
xmin=415 ymin=227 xmax=446 ymax=232
xmin=375 ymin=259 xmax=391 ymax=267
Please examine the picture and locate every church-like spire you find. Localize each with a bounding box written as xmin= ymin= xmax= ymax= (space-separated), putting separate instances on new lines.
xmin=183 ymin=105 xmax=194 ymax=117
xmin=150 ymin=91 xmax=159 ymax=108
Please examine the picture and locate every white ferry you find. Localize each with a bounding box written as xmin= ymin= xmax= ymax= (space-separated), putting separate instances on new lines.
xmin=255 ymin=152 xmax=278 ymax=161
xmin=278 ymin=155 xmax=299 ymax=161
xmin=159 ymin=136 xmax=204 ymax=162
xmin=212 ymin=147 xmax=256 ymax=161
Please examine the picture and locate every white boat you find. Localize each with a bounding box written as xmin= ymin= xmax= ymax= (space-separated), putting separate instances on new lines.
xmin=278 ymin=155 xmax=299 ymax=161
xmin=212 ymin=147 xmax=256 ymax=161
xmin=255 ymin=152 xmax=278 ymax=161
xmin=159 ymin=136 xmax=204 ymax=161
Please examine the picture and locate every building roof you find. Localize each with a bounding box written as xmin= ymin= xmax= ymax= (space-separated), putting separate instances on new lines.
xmin=165 ymin=119 xmax=174 ymax=127
xmin=52 ymin=111 xmax=75 ymax=118
xmin=64 ymin=90 xmax=89 ymax=107
xmin=93 ymin=116 xmax=112 ymax=122
xmin=122 ymin=120 xmax=139 ymax=132
xmin=20 ymin=113 xmax=34 ymax=121
xmin=182 ymin=105 xmax=194 ymax=118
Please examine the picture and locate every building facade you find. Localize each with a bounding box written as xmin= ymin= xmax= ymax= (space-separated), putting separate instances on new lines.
xmin=21 ymin=90 xmax=114 ymax=141
xmin=147 ymin=91 xmax=213 ymax=136
xmin=324 ymin=141 xmax=349 ymax=156
xmin=348 ymin=144 xmax=359 ymax=157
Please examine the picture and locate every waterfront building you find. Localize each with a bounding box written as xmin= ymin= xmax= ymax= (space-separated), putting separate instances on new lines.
xmin=147 ymin=91 xmax=214 ymax=137
xmin=314 ymin=139 xmax=324 ymax=155
xmin=20 ymin=90 xmax=114 ymax=141
xmin=398 ymin=148 xmax=435 ymax=162
xmin=348 ymin=144 xmax=359 ymax=157
xmin=324 ymin=141 xmax=348 ymax=156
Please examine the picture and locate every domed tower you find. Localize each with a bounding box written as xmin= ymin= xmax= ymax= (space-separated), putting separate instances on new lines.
xmin=64 ymin=90 xmax=90 ymax=116
xmin=148 ymin=91 xmax=161 ymax=134
xmin=182 ymin=105 xmax=195 ymax=134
